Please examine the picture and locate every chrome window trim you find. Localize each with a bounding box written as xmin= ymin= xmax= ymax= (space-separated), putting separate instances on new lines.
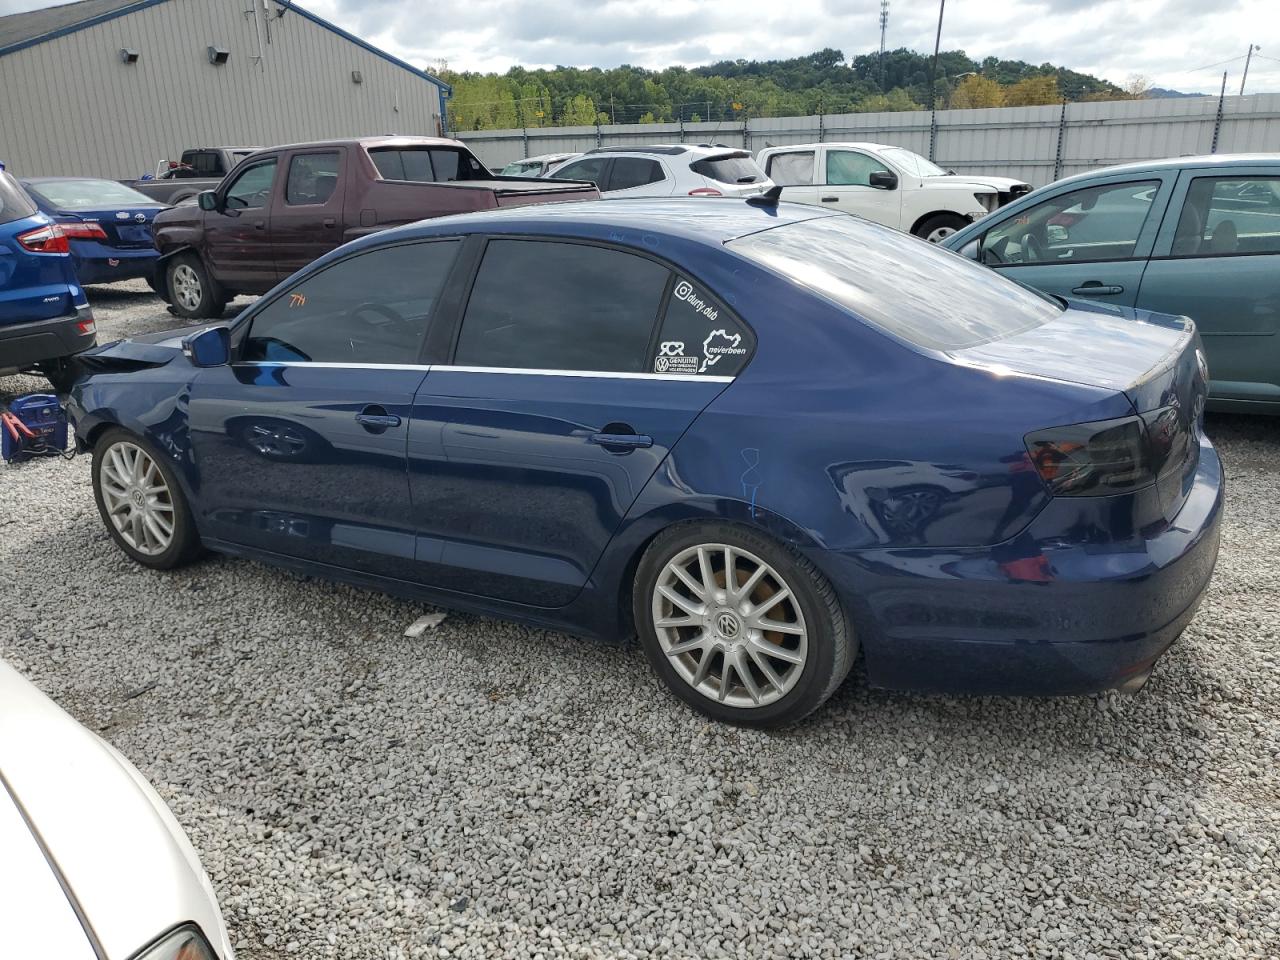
xmin=233 ymin=361 xmax=734 ymax=383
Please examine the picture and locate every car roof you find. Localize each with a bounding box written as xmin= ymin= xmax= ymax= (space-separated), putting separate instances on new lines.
xmin=245 ymin=136 xmax=467 ymax=155
xmin=585 ymin=144 xmax=747 ymax=158
xmin=382 ymin=197 xmax=834 ymax=246
xmin=763 ymin=141 xmax=895 ymax=152
xmin=21 ymin=176 xmax=120 ymax=183
xmin=510 ymin=153 xmax=577 ymax=164
xmin=1048 ymin=153 xmax=1280 ymax=188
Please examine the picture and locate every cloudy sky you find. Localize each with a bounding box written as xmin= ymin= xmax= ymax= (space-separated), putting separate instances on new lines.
xmin=3 ymin=0 xmax=1278 ymax=92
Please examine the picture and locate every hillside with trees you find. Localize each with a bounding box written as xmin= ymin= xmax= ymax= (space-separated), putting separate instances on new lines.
xmin=439 ymin=48 xmax=1133 ymax=131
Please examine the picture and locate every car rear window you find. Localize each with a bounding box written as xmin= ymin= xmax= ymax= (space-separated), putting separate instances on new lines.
xmin=729 ymin=215 xmax=1062 ymax=351
xmin=690 ymin=153 xmax=765 ymax=185
xmin=24 ymin=179 xmax=155 ymax=210
xmin=0 ymin=172 xmax=37 ymax=225
xmin=369 ymin=147 xmax=488 ymax=183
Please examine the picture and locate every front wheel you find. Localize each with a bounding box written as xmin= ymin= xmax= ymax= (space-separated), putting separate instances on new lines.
xmin=92 ymin=428 xmax=202 ymax=569
xmin=915 ymin=213 xmax=969 ymax=244
xmin=634 ymin=523 xmax=856 ymax=727
xmin=166 ymin=254 xmax=226 ymax=319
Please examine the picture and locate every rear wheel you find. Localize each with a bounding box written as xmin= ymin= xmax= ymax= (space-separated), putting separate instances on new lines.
xmin=92 ymin=428 xmax=202 ymax=569
xmin=167 ymin=254 xmax=226 ymax=319
xmin=915 ymin=213 xmax=968 ymax=243
xmin=634 ymin=523 xmax=855 ymax=727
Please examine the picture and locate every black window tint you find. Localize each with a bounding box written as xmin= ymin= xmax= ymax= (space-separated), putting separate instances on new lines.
xmin=551 ymin=157 xmax=610 ymax=188
xmin=766 ymin=151 xmax=814 ymax=186
xmin=652 ymin=277 xmax=752 ymax=376
xmin=690 ymin=153 xmax=765 ymax=185
xmin=369 ymin=148 xmax=484 ymax=183
xmin=730 ymin=216 xmax=1063 ymax=352
xmin=182 ymin=151 xmax=223 ymax=177
xmin=455 ymin=240 xmax=669 ymax=373
xmin=1174 ymin=176 xmax=1280 ymax=257
xmin=224 ymin=159 xmax=277 ymax=210
xmin=243 ymin=240 xmax=461 ymax=364
xmin=286 ymin=152 xmax=340 ymax=205
xmin=609 ymin=157 xmax=664 ymax=191
xmin=0 ymin=172 xmax=37 ymax=225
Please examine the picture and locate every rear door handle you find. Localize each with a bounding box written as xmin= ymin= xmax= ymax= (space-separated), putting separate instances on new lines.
xmin=1071 ymin=282 xmax=1124 ymax=296
xmin=589 ymin=432 xmax=653 ymax=451
xmin=323 ymin=217 xmax=336 ymax=228
xmin=253 ymin=220 xmax=266 ymax=231
xmin=355 ymin=406 xmax=401 ymax=432
xmin=820 ymin=196 xmax=839 ymax=203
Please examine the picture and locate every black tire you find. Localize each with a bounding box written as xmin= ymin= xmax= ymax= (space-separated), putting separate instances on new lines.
xmin=166 ymin=253 xmax=226 ymax=320
xmin=633 ymin=522 xmax=856 ymax=728
xmin=146 ymin=270 xmax=167 ymax=299
xmin=91 ymin=428 xmax=203 ymax=569
xmin=915 ymin=213 xmax=969 ymax=243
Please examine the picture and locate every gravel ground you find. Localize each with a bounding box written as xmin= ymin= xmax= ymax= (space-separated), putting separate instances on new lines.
xmin=2 ymin=281 xmax=1278 ymax=959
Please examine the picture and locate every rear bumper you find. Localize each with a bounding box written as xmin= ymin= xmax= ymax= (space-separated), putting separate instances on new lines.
xmin=819 ymin=438 xmax=1225 ymax=696
xmin=0 ymin=305 xmax=97 ymax=373
xmin=71 ymin=244 xmax=158 ymax=285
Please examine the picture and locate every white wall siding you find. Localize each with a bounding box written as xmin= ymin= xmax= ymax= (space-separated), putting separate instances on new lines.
xmin=460 ymin=93 xmax=1280 ymax=189
xmin=0 ymin=0 xmax=443 ymax=177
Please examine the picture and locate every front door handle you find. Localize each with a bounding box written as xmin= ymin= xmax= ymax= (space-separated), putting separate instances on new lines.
xmin=589 ymin=432 xmax=653 ymax=451
xmin=253 ymin=220 xmax=266 ymax=231
xmin=1071 ymin=282 xmax=1124 ymax=296
xmin=323 ymin=217 xmax=336 ymax=228
xmin=355 ymin=406 xmax=401 ymax=432
xmin=820 ymin=196 xmax=839 ymax=203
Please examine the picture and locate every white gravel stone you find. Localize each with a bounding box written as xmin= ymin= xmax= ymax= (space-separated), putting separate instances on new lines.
xmin=2 ymin=280 xmax=1278 ymax=959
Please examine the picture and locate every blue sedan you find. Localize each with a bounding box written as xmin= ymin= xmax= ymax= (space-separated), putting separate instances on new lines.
xmin=20 ymin=177 xmax=166 ymax=287
xmin=65 ymin=198 xmax=1223 ymax=726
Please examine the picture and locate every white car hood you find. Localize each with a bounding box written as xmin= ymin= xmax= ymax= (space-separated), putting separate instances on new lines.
xmin=0 ymin=661 xmax=234 ymax=960
xmin=924 ymin=174 xmax=1028 ymax=192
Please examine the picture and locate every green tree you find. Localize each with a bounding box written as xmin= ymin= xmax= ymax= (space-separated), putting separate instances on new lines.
xmin=949 ymin=75 xmax=1005 ymax=109
xmin=559 ymin=94 xmax=600 ymax=126
xmin=856 ymin=87 xmax=923 ymax=113
xmin=1004 ymin=75 xmax=1061 ymax=106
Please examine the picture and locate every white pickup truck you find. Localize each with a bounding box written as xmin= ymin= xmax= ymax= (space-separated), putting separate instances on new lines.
xmin=756 ymin=142 xmax=1031 ymax=242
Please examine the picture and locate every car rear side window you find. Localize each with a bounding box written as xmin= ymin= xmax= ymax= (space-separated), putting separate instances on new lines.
xmin=652 ymin=277 xmax=753 ymax=377
xmin=242 ymin=240 xmax=461 ymax=364
xmin=609 ymin=157 xmax=664 ymax=191
xmin=766 ymin=151 xmax=814 ymax=187
xmin=1173 ymin=176 xmax=1280 ymax=257
xmin=690 ymin=154 xmax=765 ymax=185
xmin=182 ymin=151 xmax=224 ymax=177
xmin=0 ymin=173 xmax=38 ymax=225
xmin=454 ymin=240 xmax=669 ymax=373
xmin=730 ymin=215 xmax=1061 ymax=351
xmin=551 ymin=157 xmax=609 ymax=188
xmin=286 ymin=152 xmax=340 ymax=205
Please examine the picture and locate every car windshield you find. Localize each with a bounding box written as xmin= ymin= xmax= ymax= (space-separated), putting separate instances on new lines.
xmin=26 ymin=179 xmax=156 ymax=210
xmin=729 ymin=215 xmax=1063 ymax=351
xmin=881 ymin=147 xmax=948 ymax=178
xmin=501 ymin=161 xmax=542 ymax=176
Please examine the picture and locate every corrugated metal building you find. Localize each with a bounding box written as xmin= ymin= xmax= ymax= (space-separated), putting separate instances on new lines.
xmin=0 ymin=0 xmax=449 ymax=178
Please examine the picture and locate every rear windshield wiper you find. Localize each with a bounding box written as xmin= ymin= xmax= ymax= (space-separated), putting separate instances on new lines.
xmin=737 ymin=176 xmax=758 ymax=184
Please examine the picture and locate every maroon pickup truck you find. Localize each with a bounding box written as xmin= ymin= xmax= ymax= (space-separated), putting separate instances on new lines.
xmin=152 ymin=136 xmax=599 ymax=318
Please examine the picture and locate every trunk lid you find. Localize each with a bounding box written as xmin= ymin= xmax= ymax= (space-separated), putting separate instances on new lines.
xmin=954 ymin=301 xmax=1207 ymax=514
xmin=57 ymin=204 xmax=163 ymax=249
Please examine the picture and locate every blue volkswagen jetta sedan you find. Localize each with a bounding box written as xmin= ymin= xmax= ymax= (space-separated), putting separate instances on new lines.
xmin=65 ymin=198 xmax=1224 ymax=726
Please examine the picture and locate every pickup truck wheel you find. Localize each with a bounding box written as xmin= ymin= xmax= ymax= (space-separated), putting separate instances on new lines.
xmin=167 ymin=255 xmax=226 ymax=319
xmin=916 ymin=213 xmax=969 ymax=244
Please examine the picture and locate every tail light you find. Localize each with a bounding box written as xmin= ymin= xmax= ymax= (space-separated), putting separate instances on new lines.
xmin=688 ymin=187 xmax=722 ymax=197
xmin=1026 ymin=407 xmax=1193 ymax=497
xmin=60 ymin=221 xmax=109 ymax=240
xmin=16 ymin=223 xmax=69 ymax=254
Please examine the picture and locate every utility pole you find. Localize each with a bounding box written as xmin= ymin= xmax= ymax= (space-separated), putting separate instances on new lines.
xmin=878 ymin=0 xmax=890 ymax=92
xmin=1240 ymin=44 xmax=1260 ymax=96
xmin=927 ymin=0 xmax=945 ymax=161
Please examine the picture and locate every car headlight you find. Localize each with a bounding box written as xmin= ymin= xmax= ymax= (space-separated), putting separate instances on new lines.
xmin=131 ymin=925 xmax=218 ymax=960
xmin=974 ymin=192 xmax=998 ymax=213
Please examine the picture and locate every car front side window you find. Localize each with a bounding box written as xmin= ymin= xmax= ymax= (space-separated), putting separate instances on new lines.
xmin=242 ymin=240 xmax=461 ymax=364
xmin=980 ymin=179 xmax=1161 ymax=266
xmin=825 ymin=150 xmax=889 ymax=187
xmin=224 ymin=159 xmax=278 ymax=211
xmin=453 ymin=239 xmax=669 ymax=373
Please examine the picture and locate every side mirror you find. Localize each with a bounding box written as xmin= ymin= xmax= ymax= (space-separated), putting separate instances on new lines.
xmin=959 ymin=239 xmax=981 ymax=261
xmin=869 ymin=170 xmax=898 ymax=190
xmin=182 ymin=326 xmax=230 ymax=367
xmin=197 ymin=190 xmax=219 ymax=212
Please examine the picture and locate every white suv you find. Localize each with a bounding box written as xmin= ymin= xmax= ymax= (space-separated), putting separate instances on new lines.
xmin=756 ymin=142 xmax=1031 ymax=241
xmin=548 ymin=145 xmax=773 ymax=198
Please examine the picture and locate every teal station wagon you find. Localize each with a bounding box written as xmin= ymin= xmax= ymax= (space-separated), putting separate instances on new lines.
xmin=943 ymin=155 xmax=1280 ymax=414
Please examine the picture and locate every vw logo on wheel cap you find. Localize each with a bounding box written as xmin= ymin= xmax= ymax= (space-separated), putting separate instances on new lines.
xmin=716 ymin=611 xmax=741 ymax=639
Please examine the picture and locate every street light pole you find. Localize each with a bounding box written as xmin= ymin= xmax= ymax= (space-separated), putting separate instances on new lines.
xmin=1240 ymin=44 xmax=1260 ymax=96
xmin=928 ymin=0 xmax=946 ymax=161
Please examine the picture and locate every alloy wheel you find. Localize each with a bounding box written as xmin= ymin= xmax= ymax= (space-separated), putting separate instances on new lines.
xmin=651 ymin=543 xmax=808 ymax=708
xmin=926 ymin=226 xmax=958 ymax=243
xmin=98 ymin=441 xmax=175 ymax=556
xmin=171 ymin=263 xmax=202 ymax=311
